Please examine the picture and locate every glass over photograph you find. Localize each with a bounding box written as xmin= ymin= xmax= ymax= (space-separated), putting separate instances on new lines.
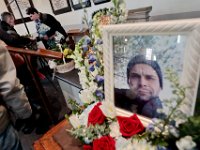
xmin=113 ymin=34 xmax=189 ymax=118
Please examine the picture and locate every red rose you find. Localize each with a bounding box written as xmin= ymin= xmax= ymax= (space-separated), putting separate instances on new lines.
xmin=93 ymin=136 xmax=115 ymax=150
xmin=88 ymin=102 xmax=106 ymax=126
xmin=117 ymin=114 xmax=144 ymax=137
xmin=83 ymin=144 xmax=92 ymax=150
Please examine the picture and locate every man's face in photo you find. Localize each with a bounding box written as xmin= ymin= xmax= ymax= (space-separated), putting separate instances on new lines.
xmin=128 ymin=64 xmax=161 ymax=101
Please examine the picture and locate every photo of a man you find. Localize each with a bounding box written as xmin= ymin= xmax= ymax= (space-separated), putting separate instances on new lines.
xmin=115 ymin=55 xmax=163 ymax=118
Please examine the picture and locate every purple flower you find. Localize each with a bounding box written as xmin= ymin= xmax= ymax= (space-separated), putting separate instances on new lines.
xmin=95 ymin=39 xmax=103 ymax=45
xmin=86 ymin=38 xmax=91 ymax=45
xmin=146 ymin=123 xmax=155 ymax=132
xmin=82 ymin=45 xmax=89 ymax=52
xmin=95 ymin=60 xmax=100 ymax=67
xmin=88 ymin=54 xmax=96 ymax=63
xmin=95 ymin=90 xmax=104 ymax=99
xmin=95 ymin=75 xmax=104 ymax=84
xmin=89 ymin=65 xmax=95 ymax=72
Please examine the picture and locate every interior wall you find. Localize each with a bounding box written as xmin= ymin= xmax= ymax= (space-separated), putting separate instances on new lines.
xmin=0 ymin=0 xmax=200 ymax=35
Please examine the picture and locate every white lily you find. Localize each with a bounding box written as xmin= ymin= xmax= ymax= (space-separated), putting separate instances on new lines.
xmin=69 ymin=114 xmax=81 ymax=128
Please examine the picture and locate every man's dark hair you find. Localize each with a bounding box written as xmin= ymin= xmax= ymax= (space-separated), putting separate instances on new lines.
xmin=127 ymin=55 xmax=163 ymax=89
xmin=26 ymin=7 xmax=39 ymax=15
xmin=1 ymin=12 xmax=13 ymax=22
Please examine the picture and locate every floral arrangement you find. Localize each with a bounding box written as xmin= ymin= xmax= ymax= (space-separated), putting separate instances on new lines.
xmin=66 ymin=0 xmax=200 ymax=149
xmin=68 ymin=100 xmax=150 ymax=150
xmin=48 ymin=43 xmax=74 ymax=73
xmin=67 ymin=68 xmax=200 ymax=150
xmin=69 ymin=0 xmax=126 ymax=103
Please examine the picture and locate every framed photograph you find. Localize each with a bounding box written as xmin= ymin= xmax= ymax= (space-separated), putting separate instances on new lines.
xmin=49 ymin=0 xmax=71 ymax=15
xmin=102 ymin=19 xmax=200 ymax=125
xmin=93 ymin=0 xmax=110 ymax=5
xmin=4 ymin=0 xmax=34 ymax=24
xmin=70 ymin=0 xmax=91 ymax=10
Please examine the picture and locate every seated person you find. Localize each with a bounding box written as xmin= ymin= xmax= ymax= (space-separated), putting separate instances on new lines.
xmin=0 ymin=12 xmax=35 ymax=48
xmin=115 ymin=55 xmax=163 ymax=118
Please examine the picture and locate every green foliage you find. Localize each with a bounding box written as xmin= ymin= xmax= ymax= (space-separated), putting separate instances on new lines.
xmin=111 ymin=0 xmax=125 ymax=17
xmin=179 ymin=116 xmax=200 ymax=144
xmin=145 ymin=69 xmax=188 ymax=147
xmin=68 ymin=99 xmax=84 ymax=114
xmin=69 ymin=123 xmax=110 ymax=143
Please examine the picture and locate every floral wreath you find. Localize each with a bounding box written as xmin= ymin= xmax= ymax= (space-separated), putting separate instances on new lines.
xmin=67 ymin=0 xmax=200 ymax=150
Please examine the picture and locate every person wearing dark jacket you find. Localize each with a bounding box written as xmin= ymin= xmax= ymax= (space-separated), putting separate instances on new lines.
xmin=0 ymin=26 xmax=32 ymax=47
xmin=0 ymin=12 xmax=34 ymax=48
xmin=26 ymin=7 xmax=69 ymax=49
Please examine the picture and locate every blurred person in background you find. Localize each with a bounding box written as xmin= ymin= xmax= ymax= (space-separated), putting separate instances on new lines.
xmin=26 ymin=7 xmax=74 ymax=50
xmin=0 ymin=45 xmax=32 ymax=150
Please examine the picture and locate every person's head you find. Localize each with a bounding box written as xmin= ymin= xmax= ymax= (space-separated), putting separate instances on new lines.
xmin=127 ymin=55 xmax=162 ymax=101
xmin=1 ymin=12 xmax=15 ymax=26
xmin=26 ymin=7 xmax=40 ymax=21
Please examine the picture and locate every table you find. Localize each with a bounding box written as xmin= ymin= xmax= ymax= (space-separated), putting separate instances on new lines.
xmin=33 ymin=120 xmax=82 ymax=150
xmin=66 ymin=28 xmax=89 ymax=37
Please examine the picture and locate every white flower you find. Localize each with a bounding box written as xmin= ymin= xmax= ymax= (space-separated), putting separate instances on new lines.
xmin=83 ymin=137 xmax=92 ymax=144
xmin=79 ymin=102 xmax=98 ymax=126
xmin=99 ymin=101 xmax=116 ymax=119
xmin=79 ymin=89 xmax=95 ymax=104
xmin=169 ymin=125 xmax=179 ymax=137
xmin=116 ymin=137 xmax=132 ymax=150
xmin=48 ymin=60 xmax=57 ymax=69
xmin=176 ymin=136 xmax=196 ymax=150
xmin=90 ymin=68 xmax=98 ymax=77
xmin=171 ymin=100 xmax=177 ymax=108
xmin=132 ymin=139 xmax=156 ymax=150
xmin=175 ymin=118 xmax=187 ymax=127
xmin=109 ymin=122 xmax=121 ymax=138
xmin=74 ymin=62 xmax=82 ymax=68
xmin=116 ymin=137 xmax=156 ymax=150
xmin=163 ymin=106 xmax=170 ymax=115
xmin=69 ymin=114 xmax=81 ymax=128
xmin=79 ymin=66 xmax=86 ymax=72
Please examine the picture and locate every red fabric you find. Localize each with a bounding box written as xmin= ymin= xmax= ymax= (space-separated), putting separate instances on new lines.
xmin=36 ymin=70 xmax=46 ymax=80
xmin=11 ymin=53 xmax=25 ymax=67
xmin=117 ymin=114 xmax=144 ymax=137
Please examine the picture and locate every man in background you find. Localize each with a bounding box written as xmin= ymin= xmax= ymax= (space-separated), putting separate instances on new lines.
xmin=0 ymin=45 xmax=32 ymax=150
xmin=26 ymin=7 xmax=73 ymax=49
xmin=115 ymin=55 xmax=163 ymax=118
